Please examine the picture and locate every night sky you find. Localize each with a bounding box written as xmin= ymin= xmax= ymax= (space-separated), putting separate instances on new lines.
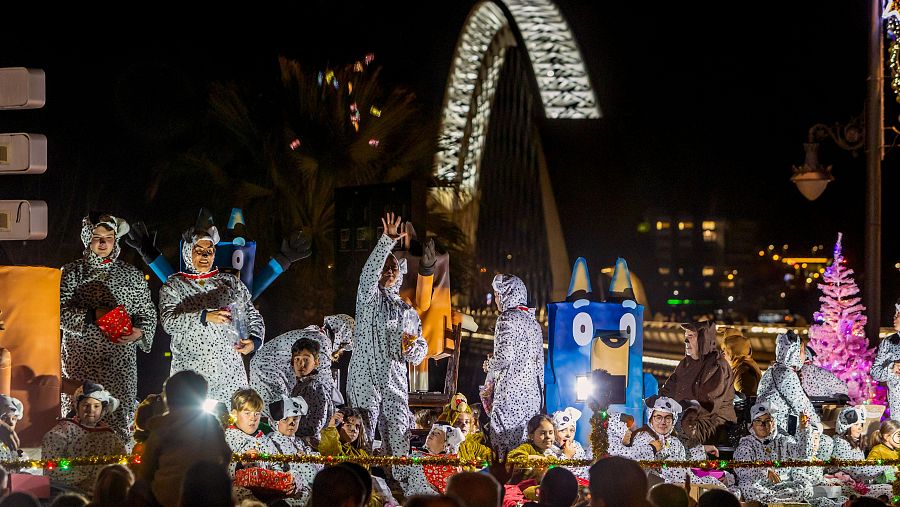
xmin=1 ymin=1 xmax=898 ymax=322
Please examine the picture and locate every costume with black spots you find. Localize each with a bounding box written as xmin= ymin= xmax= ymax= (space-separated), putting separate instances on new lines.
xmin=41 ymin=418 xmax=126 ymax=493
xmin=347 ymin=234 xmax=427 ymax=456
xmin=60 ymin=216 xmax=157 ymax=446
xmin=756 ymin=332 xmax=821 ymax=435
xmin=485 ymin=274 xmax=544 ymax=457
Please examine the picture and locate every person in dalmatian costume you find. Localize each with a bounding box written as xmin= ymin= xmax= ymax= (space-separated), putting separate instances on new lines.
xmin=482 ymin=273 xmax=544 ymax=457
xmin=606 ymin=410 xmax=638 ymax=460
xmin=756 ymin=330 xmax=821 ymax=435
xmin=262 ymin=394 xmax=322 ymax=506
xmin=628 ymin=397 xmax=736 ymax=490
xmin=396 ymin=423 xmax=466 ymax=497
xmin=733 ymin=401 xmax=843 ymax=506
xmin=347 ymin=212 xmax=427 ymax=456
xmin=159 ymin=225 xmax=264 ymax=404
xmin=42 ymin=383 xmax=126 ymax=494
xmin=800 ymin=345 xmax=850 ymax=399
xmin=250 ymin=315 xmax=355 ymax=419
xmin=549 ymin=407 xmax=589 ymax=478
xmin=871 ymin=300 xmax=900 ymax=421
xmin=828 ymin=405 xmax=893 ymax=499
xmin=0 ymin=395 xmax=23 ymax=464
xmin=60 ymin=214 xmax=157 ymax=447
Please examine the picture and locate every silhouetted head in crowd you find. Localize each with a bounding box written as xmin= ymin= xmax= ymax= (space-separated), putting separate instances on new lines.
xmin=91 ymin=464 xmax=134 ymax=507
xmin=403 ymin=496 xmax=463 ymax=507
xmin=338 ymin=462 xmax=373 ymax=506
xmin=48 ymin=493 xmax=88 ymax=507
xmin=163 ymin=370 xmax=208 ymax=412
xmin=179 ymin=460 xmax=234 ymax=507
xmin=696 ymin=488 xmax=741 ymax=507
xmin=312 ymin=465 xmax=366 ymax=507
xmin=647 ymin=483 xmax=688 ymax=507
xmin=589 ymin=456 xmax=648 ymax=507
xmin=0 ymin=492 xmax=40 ymax=507
xmin=539 ymin=467 xmax=579 ymax=507
xmin=445 ymin=471 xmax=501 ymax=507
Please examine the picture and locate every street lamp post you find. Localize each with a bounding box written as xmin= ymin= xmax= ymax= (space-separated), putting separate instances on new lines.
xmin=791 ymin=0 xmax=884 ymax=344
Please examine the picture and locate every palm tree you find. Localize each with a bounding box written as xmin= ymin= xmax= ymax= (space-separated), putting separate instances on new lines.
xmin=146 ymin=55 xmax=467 ymax=330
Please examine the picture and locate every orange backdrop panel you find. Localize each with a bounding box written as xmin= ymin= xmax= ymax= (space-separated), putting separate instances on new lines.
xmin=0 ymin=266 xmax=61 ymax=446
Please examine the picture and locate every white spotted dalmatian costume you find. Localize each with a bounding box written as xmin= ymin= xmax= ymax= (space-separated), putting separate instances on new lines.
xmin=800 ymin=361 xmax=849 ymax=398
xmin=225 ymin=415 xmax=281 ymax=504
xmin=60 ymin=215 xmax=157 ymax=446
xmin=629 ymin=397 xmax=735 ymax=490
xmin=733 ymin=401 xmax=820 ymax=504
xmin=549 ymin=407 xmax=589 ymax=478
xmin=396 ymin=424 xmax=465 ymax=497
xmin=42 ymin=384 xmax=126 ymax=493
xmin=347 ymin=234 xmax=427 ymax=456
xmin=607 ymin=410 xmax=638 ymax=460
xmin=757 ymin=331 xmax=821 ymax=435
xmin=262 ymin=395 xmax=321 ymax=506
xmin=829 ymin=406 xmax=892 ymax=498
xmin=871 ymin=304 xmax=900 ymax=421
xmin=159 ymin=226 xmax=264 ymax=404
xmin=0 ymin=394 xmax=23 ymax=463
xmin=291 ymin=362 xmax=333 ymax=447
xmin=485 ymin=274 xmax=544 ymax=457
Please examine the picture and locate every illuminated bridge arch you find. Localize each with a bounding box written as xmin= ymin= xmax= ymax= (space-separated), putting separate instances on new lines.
xmin=433 ymin=0 xmax=600 ymax=307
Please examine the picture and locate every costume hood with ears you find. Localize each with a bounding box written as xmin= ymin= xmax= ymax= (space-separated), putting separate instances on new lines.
xmin=774 ymin=330 xmax=804 ymax=371
xmin=836 ymin=406 xmax=866 ymax=435
xmin=0 ymin=395 xmax=23 ymax=420
xmin=180 ymin=226 xmax=220 ymax=274
xmin=80 ymin=214 xmax=130 ymax=262
xmin=646 ymin=396 xmax=682 ymax=434
xmin=681 ymin=320 xmax=718 ymax=357
xmin=431 ymin=423 xmax=465 ymax=454
xmin=269 ymin=394 xmax=309 ymax=422
xmin=748 ymin=401 xmax=777 ymax=439
xmin=551 ymin=407 xmax=582 ymax=432
xmin=74 ymin=382 xmax=120 ymax=417
xmin=439 ymin=393 xmax=472 ymax=425
xmin=323 ymin=314 xmax=356 ymax=353
xmin=491 ymin=274 xmax=529 ymax=312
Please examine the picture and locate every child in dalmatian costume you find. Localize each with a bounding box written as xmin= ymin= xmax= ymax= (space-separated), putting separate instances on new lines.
xmin=756 ymin=330 xmax=821 ymax=435
xmin=549 ymin=407 xmax=589 ymax=478
xmin=0 ymin=395 xmax=23 ymax=463
xmin=733 ymin=401 xmax=840 ymax=506
xmin=607 ymin=410 xmax=638 ymax=460
xmin=224 ymin=389 xmax=286 ymax=503
xmin=396 ymin=423 xmax=465 ymax=497
xmin=347 ymin=213 xmax=427 ymax=456
xmin=483 ymin=273 xmax=544 ymax=457
xmin=250 ymin=315 xmax=355 ymax=419
xmin=629 ymin=397 xmax=736 ymax=490
xmin=290 ymin=336 xmax=334 ymax=448
xmin=42 ymin=383 xmax=126 ymax=494
xmin=871 ymin=301 xmax=900 ymax=421
xmin=159 ymin=225 xmax=264 ymax=404
xmin=829 ymin=405 xmax=893 ymax=499
xmin=60 ymin=214 xmax=157 ymax=446
xmin=262 ymin=395 xmax=322 ymax=506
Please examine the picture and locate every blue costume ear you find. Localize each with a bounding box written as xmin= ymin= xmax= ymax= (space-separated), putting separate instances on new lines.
xmin=567 ymin=257 xmax=592 ymax=298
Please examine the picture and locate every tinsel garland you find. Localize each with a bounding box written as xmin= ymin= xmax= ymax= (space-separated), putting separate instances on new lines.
xmin=9 ymin=454 xmax=900 ymax=470
xmin=589 ymin=403 xmax=608 ymax=460
xmin=889 ymin=17 xmax=900 ymax=104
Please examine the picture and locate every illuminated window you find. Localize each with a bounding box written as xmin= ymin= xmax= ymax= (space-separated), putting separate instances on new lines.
xmin=656 ymin=221 xmax=671 ymax=230
xmin=701 ymin=221 xmax=716 ymax=231
xmin=658 ymin=267 xmax=671 ymax=275
xmin=702 ymin=267 xmax=715 ymax=277
xmin=677 ymin=221 xmax=694 ymax=230
xmin=702 ymin=230 xmax=717 ymax=242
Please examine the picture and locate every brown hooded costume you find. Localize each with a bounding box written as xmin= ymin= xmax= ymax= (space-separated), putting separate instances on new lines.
xmin=723 ymin=332 xmax=761 ymax=397
xmin=658 ymin=320 xmax=736 ymax=447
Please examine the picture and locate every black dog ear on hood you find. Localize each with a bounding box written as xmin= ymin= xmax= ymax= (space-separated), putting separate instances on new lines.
xmin=88 ymin=211 xmax=108 ymax=225
xmin=194 ymin=208 xmax=215 ymax=232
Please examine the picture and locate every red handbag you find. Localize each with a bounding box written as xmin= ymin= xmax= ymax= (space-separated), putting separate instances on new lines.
xmin=234 ymin=467 xmax=294 ymax=494
xmin=96 ymin=305 xmax=133 ymax=343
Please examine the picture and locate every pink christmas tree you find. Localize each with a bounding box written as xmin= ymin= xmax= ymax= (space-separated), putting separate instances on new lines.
xmin=808 ymin=233 xmax=882 ymax=404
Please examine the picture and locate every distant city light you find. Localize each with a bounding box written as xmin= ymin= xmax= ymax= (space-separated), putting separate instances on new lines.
xmin=727 ymin=274 xmax=734 ymax=280
xmin=673 ymin=290 xmax=679 ymax=296
xmin=780 ymin=292 xmax=786 ymax=298
xmin=727 ymin=296 xmax=734 ymax=302
xmin=772 ymin=254 xmax=780 ymax=261
xmin=758 ymin=250 xmax=765 ymax=256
